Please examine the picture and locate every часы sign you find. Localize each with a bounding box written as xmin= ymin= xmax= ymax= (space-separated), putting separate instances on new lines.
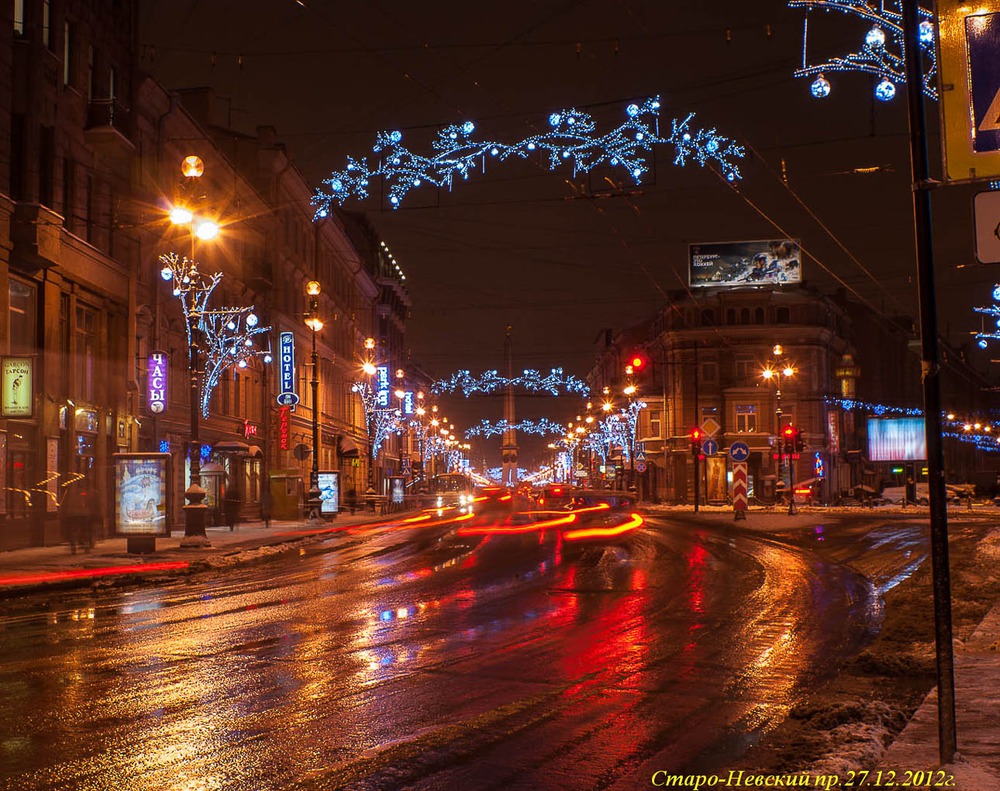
xmin=147 ymin=351 xmax=168 ymax=414
xmin=1 ymin=356 xmax=33 ymax=418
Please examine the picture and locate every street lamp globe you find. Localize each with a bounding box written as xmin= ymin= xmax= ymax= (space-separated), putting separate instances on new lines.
xmin=194 ymin=220 xmax=219 ymax=241
xmin=169 ymin=206 xmax=194 ymax=225
xmin=362 ymin=361 xmax=377 ymax=376
xmin=181 ymin=155 xmax=205 ymax=178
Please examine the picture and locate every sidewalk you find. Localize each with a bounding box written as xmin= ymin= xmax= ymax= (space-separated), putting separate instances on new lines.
xmin=0 ymin=509 xmax=393 ymax=597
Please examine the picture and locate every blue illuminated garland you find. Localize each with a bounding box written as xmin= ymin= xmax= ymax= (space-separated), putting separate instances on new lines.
xmin=824 ymin=396 xmax=923 ymax=416
xmin=974 ymin=285 xmax=1000 ymax=349
xmin=312 ymin=97 xmax=744 ymax=212
xmin=431 ymin=368 xmax=590 ymax=397
xmin=464 ymin=418 xmax=568 ymax=439
xmin=789 ymin=1 xmax=937 ymax=102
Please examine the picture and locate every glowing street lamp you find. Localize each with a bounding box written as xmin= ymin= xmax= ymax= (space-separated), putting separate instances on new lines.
xmin=304 ymin=280 xmax=323 ymax=523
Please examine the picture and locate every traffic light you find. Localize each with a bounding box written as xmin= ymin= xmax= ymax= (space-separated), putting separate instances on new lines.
xmin=781 ymin=423 xmax=798 ymax=453
xmin=627 ymin=352 xmax=648 ymax=373
xmin=690 ymin=426 xmax=703 ymax=456
xmin=782 ymin=424 xmax=801 ymax=454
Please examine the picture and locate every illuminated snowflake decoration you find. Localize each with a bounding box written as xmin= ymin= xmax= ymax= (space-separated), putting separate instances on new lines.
xmin=159 ymin=253 xmax=272 ymax=418
xmin=789 ymin=1 xmax=937 ymax=102
xmin=313 ymin=97 xmax=744 ymax=213
xmin=464 ymin=418 xmax=569 ymax=439
xmin=974 ymin=285 xmax=1000 ymax=349
xmin=431 ymin=368 xmax=590 ymax=397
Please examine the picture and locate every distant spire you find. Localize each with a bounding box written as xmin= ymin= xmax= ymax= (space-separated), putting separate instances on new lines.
xmin=501 ymin=325 xmax=518 ymax=486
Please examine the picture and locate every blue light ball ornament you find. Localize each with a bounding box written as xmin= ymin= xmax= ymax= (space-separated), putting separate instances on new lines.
xmin=811 ymin=74 xmax=831 ymax=98
xmin=919 ymin=20 xmax=934 ymax=45
xmin=874 ymin=78 xmax=896 ymax=101
xmin=866 ymin=26 xmax=886 ymax=48
xmin=992 ymin=284 xmax=1000 ymax=301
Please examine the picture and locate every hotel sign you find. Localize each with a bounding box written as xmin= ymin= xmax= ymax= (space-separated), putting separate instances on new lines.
xmin=277 ymin=332 xmax=299 ymax=406
xmin=1 ymin=356 xmax=34 ymax=418
xmin=147 ymin=351 xmax=168 ymax=414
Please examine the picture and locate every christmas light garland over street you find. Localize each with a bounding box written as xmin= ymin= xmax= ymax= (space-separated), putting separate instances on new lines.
xmin=789 ymin=1 xmax=937 ymax=102
xmin=312 ymin=97 xmax=744 ymax=213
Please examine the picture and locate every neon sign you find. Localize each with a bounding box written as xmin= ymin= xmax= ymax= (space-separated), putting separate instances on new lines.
xmin=147 ymin=350 xmax=168 ymax=414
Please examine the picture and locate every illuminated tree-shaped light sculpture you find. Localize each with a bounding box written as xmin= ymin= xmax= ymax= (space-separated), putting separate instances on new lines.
xmin=313 ymin=97 xmax=744 ymax=213
xmin=789 ymin=0 xmax=937 ymax=102
xmin=352 ymin=376 xmax=403 ymax=491
xmin=159 ymin=252 xmax=272 ymax=418
xmin=974 ymin=284 xmax=1000 ymax=349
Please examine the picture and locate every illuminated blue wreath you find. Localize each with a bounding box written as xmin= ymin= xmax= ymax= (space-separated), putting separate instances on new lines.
xmin=431 ymin=368 xmax=591 ymax=397
xmin=312 ymin=97 xmax=744 ymax=213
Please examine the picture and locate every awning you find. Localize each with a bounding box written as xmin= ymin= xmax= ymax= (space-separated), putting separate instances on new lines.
xmin=213 ymin=440 xmax=251 ymax=454
xmin=339 ymin=435 xmax=361 ymax=457
xmin=247 ymin=445 xmax=263 ymax=458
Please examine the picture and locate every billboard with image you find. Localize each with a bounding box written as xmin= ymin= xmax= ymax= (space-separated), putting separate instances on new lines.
xmin=689 ymin=239 xmax=802 ymax=288
xmin=867 ymin=417 xmax=927 ymax=462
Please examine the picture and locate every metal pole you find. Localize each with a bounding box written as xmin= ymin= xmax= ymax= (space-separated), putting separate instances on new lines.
xmin=306 ymin=328 xmax=321 ymax=523
xmin=901 ymin=0 xmax=957 ymax=762
xmin=182 ymin=325 xmax=209 ymax=545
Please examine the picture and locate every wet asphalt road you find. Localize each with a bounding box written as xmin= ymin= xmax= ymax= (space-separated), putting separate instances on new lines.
xmin=0 ymin=510 xmax=932 ymax=790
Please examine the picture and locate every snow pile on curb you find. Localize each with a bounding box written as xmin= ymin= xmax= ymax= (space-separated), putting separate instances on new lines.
xmin=790 ymin=700 xmax=906 ymax=776
xmin=192 ymin=540 xmax=309 ymax=570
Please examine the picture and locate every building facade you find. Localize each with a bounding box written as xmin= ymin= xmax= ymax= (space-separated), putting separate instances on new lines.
xmin=0 ymin=0 xmax=405 ymax=547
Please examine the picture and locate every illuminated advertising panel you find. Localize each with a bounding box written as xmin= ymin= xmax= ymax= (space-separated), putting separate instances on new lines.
xmin=277 ymin=332 xmax=298 ymax=406
xmin=147 ymin=350 xmax=168 ymax=414
xmin=113 ymin=453 xmax=172 ymax=536
xmin=688 ymin=240 xmax=801 ymax=288
xmin=867 ymin=418 xmax=927 ymax=462
xmin=318 ymin=470 xmax=340 ymax=515
xmin=1 ymin=356 xmax=34 ymax=417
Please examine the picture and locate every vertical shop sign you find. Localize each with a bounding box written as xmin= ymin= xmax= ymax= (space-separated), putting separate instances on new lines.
xmin=147 ymin=351 xmax=168 ymax=414
xmin=1 ymin=356 xmax=34 ymax=418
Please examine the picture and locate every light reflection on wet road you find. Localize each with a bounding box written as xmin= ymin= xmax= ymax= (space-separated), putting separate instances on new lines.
xmin=0 ymin=513 xmax=930 ymax=790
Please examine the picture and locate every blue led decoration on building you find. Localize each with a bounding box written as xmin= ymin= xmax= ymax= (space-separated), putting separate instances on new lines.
xmin=312 ymin=97 xmax=744 ymax=213
xmin=159 ymin=440 xmax=170 ymax=454
xmin=789 ymin=1 xmax=938 ymax=102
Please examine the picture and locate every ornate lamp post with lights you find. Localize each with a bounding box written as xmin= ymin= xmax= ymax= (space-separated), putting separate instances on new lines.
xmin=761 ymin=345 xmax=797 ymax=515
xmin=159 ymin=156 xmax=271 ymax=546
xmin=304 ymin=281 xmax=324 ymax=523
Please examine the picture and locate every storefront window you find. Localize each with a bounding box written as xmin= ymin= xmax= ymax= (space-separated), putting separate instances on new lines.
xmin=9 ymin=280 xmax=37 ymax=355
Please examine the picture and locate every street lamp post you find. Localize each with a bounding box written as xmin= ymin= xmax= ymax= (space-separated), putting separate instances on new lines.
xmin=761 ymin=345 xmax=797 ymax=515
xmin=169 ymin=155 xmax=219 ymax=548
xmin=304 ymin=281 xmax=323 ymax=523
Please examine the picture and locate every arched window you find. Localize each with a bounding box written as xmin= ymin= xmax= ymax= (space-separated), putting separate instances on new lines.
xmin=776 ymin=307 xmax=791 ymax=324
xmin=740 ymin=307 xmax=751 ymax=324
xmin=726 ymin=308 xmax=737 ymax=324
xmin=754 ymin=307 xmax=765 ymax=323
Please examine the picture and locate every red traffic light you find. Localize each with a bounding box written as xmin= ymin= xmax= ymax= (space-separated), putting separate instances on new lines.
xmin=690 ymin=427 xmax=703 ymax=442
xmin=629 ymin=353 xmax=647 ymax=371
xmin=782 ymin=424 xmax=796 ymax=439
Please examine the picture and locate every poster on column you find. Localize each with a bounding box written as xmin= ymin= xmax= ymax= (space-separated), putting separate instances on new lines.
xmin=318 ymin=470 xmax=340 ymax=515
xmin=113 ymin=453 xmax=172 ymax=536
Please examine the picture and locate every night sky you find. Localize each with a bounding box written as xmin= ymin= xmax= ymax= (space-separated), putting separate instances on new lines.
xmin=138 ymin=1 xmax=992 ymax=461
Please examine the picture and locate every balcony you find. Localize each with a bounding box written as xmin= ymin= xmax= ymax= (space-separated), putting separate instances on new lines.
xmin=84 ymin=100 xmax=135 ymax=158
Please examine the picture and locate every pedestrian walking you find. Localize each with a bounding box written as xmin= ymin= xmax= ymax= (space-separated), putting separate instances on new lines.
xmin=224 ymin=486 xmax=240 ymax=531
xmin=61 ymin=480 xmax=97 ymax=553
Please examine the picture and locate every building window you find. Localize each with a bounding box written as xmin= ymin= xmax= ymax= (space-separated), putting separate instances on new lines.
xmin=754 ymin=307 xmax=765 ymax=323
xmin=726 ymin=308 xmax=736 ymax=324
xmin=701 ymin=360 xmax=718 ymax=383
xmin=740 ymin=307 xmax=750 ymax=324
xmin=63 ymin=21 xmax=72 ymax=85
xmin=776 ymin=306 xmax=790 ymax=324
xmin=700 ymin=308 xmax=715 ymax=326
xmin=39 ymin=126 xmax=54 ymax=207
xmin=42 ymin=0 xmax=51 ymax=48
xmin=10 ymin=114 xmax=25 ymax=200
xmin=734 ymin=357 xmax=755 ymax=383
xmin=648 ymin=410 xmax=661 ymax=438
xmin=13 ymin=0 xmax=24 ymax=35
xmin=62 ymin=157 xmax=75 ymax=228
xmin=736 ymin=404 xmax=757 ymax=433
xmin=74 ymin=305 xmax=96 ymax=402
xmin=9 ymin=280 xmax=37 ymax=355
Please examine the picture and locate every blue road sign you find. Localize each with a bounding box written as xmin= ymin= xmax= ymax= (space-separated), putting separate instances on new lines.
xmin=702 ymin=438 xmax=719 ymax=456
xmin=729 ymin=441 xmax=750 ymax=462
